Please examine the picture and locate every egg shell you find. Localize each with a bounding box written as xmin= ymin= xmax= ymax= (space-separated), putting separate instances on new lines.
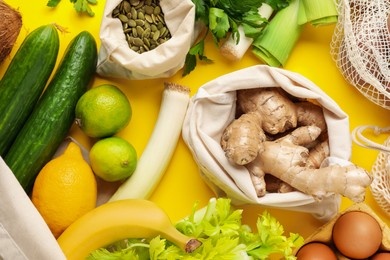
xmin=371 ymin=252 xmax=390 ymax=260
xmin=293 ymin=203 xmax=390 ymax=260
xmin=296 ymin=242 xmax=338 ymax=260
xmin=332 ymin=211 xmax=382 ymax=259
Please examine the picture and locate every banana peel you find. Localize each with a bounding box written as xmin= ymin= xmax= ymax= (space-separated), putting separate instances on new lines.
xmin=57 ymin=199 xmax=202 ymax=260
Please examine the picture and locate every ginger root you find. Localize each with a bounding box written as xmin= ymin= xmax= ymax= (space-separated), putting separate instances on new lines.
xmin=221 ymin=112 xmax=266 ymax=165
xmin=221 ymin=87 xmax=372 ymax=202
xmin=237 ymin=88 xmax=298 ymax=135
xmin=306 ymin=140 xmax=330 ymax=169
xmin=252 ymin=126 xmax=372 ymax=202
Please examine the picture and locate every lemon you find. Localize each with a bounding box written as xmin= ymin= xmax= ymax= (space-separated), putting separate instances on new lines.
xmin=31 ymin=142 xmax=97 ymax=238
xmin=89 ymin=136 xmax=137 ymax=182
xmin=75 ymin=84 xmax=132 ymax=138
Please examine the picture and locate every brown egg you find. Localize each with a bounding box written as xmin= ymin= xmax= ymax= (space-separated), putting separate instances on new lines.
xmin=296 ymin=242 xmax=338 ymax=260
xmin=332 ymin=211 xmax=382 ymax=259
xmin=371 ymin=252 xmax=390 ymax=260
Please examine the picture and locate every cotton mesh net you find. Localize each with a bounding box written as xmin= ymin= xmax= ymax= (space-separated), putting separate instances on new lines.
xmin=370 ymin=136 xmax=390 ymax=217
xmin=331 ymin=0 xmax=390 ymax=109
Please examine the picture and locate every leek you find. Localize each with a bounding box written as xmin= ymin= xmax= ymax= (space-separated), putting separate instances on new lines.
xmin=297 ymin=0 xmax=338 ymax=26
xmin=252 ymin=0 xmax=303 ymax=67
xmin=109 ymin=82 xmax=190 ymax=201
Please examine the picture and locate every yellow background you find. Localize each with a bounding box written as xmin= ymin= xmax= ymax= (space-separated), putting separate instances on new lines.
xmin=2 ymin=0 xmax=389 ymax=247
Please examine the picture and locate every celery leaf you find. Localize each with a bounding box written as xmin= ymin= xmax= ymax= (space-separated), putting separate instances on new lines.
xmin=87 ymin=198 xmax=303 ymax=259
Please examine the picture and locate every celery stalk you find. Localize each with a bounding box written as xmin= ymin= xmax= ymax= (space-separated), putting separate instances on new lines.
xmin=252 ymin=0 xmax=303 ymax=67
xmin=298 ymin=0 xmax=338 ymax=26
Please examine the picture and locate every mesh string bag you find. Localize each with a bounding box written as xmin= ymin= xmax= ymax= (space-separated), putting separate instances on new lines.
xmin=371 ymin=137 xmax=390 ymax=218
xmin=330 ymin=0 xmax=390 ymax=109
xmin=353 ymin=125 xmax=390 ymax=217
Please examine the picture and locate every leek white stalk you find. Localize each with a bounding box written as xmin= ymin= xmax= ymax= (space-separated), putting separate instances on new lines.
xmin=220 ymin=3 xmax=274 ymax=61
xmin=109 ymin=82 xmax=191 ymax=201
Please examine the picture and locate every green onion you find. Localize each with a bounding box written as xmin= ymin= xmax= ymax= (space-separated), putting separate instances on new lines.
xmin=252 ymin=0 xmax=303 ymax=67
xmin=298 ymin=0 xmax=338 ymax=26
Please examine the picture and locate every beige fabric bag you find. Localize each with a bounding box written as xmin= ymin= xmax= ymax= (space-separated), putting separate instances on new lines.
xmin=182 ymin=65 xmax=352 ymax=221
xmin=96 ymin=0 xmax=195 ymax=80
xmin=0 ymin=157 xmax=66 ymax=260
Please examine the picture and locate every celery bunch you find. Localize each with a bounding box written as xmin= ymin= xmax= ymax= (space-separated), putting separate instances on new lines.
xmin=87 ymin=198 xmax=304 ymax=259
xmin=183 ymin=0 xmax=290 ymax=76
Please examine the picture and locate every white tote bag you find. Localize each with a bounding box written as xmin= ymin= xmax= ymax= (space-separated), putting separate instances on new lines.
xmin=182 ymin=65 xmax=355 ymax=221
xmin=0 ymin=157 xmax=66 ymax=260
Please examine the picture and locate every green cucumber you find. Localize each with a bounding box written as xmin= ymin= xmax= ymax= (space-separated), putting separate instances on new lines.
xmin=0 ymin=24 xmax=60 ymax=156
xmin=4 ymin=31 xmax=98 ymax=193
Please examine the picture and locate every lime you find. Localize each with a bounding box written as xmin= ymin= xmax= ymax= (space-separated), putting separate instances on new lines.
xmin=89 ymin=137 xmax=137 ymax=182
xmin=75 ymin=84 xmax=132 ymax=138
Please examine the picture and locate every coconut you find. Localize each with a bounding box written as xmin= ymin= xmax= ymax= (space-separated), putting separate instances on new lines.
xmin=0 ymin=0 xmax=22 ymax=64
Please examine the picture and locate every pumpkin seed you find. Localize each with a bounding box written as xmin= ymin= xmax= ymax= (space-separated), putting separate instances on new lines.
xmin=138 ymin=11 xmax=145 ymax=20
xmin=128 ymin=19 xmax=137 ymax=27
xmin=136 ymin=26 xmax=144 ymax=36
xmin=135 ymin=19 xmax=144 ymax=26
xmin=112 ymin=0 xmax=171 ymax=54
xmin=152 ymin=30 xmax=160 ymax=41
xmin=131 ymin=7 xmax=137 ymax=19
xmin=130 ymin=0 xmax=140 ymax=6
xmin=118 ymin=14 xmax=129 ymax=23
xmin=153 ymin=6 xmax=161 ymax=15
xmin=144 ymin=14 xmax=153 ymax=24
xmin=133 ymin=37 xmax=144 ymax=46
xmin=123 ymin=1 xmax=131 ymax=13
xmin=151 ymin=24 xmax=158 ymax=32
xmin=144 ymin=5 xmax=154 ymax=15
xmin=143 ymin=27 xmax=151 ymax=38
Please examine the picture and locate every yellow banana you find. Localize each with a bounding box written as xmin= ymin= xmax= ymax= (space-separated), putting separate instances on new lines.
xmin=57 ymin=199 xmax=201 ymax=260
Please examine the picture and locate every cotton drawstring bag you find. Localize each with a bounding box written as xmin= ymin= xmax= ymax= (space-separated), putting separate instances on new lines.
xmin=182 ymin=65 xmax=357 ymax=221
xmin=97 ymin=0 xmax=196 ymax=80
xmin=352 ymin=125 xmax=390 ymax=218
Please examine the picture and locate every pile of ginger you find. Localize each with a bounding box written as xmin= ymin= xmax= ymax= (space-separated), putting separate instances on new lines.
xmin=220 ymin=87 xmax=372 ymax=202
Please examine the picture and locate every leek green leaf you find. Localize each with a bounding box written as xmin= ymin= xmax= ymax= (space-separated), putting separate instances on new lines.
xmin=252 ymin=0 xmax=303 ymax=67
xmin=298 ymin=0 xmax=338 ymax=26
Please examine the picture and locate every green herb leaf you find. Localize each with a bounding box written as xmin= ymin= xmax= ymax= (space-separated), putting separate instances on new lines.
xmin=265 ymin=0 xmax=292 ymax=11
xmin=182 ymin=40 xmax=212 ymax=76
xmin=47 ymin=0 xmax=96 ymax=16
xmin=209 ymin=7 xmax=230 ymax=42
xmin=47 ymin=0 xmax=61 ymax=7
xmin=192 ymin=0 xmax=209 ymax=25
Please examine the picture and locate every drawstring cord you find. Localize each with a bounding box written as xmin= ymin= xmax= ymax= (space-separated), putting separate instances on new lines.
xmin=352 ymin=125 xmax=390 ymax=153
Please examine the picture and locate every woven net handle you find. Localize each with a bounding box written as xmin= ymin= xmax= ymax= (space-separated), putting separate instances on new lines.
xmin=352 ymin=125 xmax=390 ymax=153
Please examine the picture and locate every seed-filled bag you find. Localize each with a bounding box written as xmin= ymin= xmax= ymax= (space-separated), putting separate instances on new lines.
xmin=97 ymin=0 xmax=195 ymax=80
xmin=182 ymin=65 xmax=356 ymax=221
